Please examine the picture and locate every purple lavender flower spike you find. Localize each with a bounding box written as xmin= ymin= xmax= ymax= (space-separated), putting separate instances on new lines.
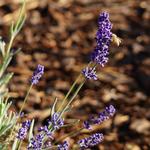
xmin=48 ymin=112 xmax=64 ymax=130
xmin=31 ymin=64 xmax=44 ymax=85
xmin=82 ymin=67 xmax=97 ymax=80
xmin=78 ymin=133 xmax=104 ymax=149
xmin=17 ymin=120 xmax=31 ymax=140
xmin=91 ymin=12 xmax=112 ymax=67
xmin=28 ymin=133 xmax=44 ymax=150
xmin=38 ymin=125 xmax=53 ymax=139
xmin=91 ymin=105 xmax=116 ymax=125
xmin=57 ymin=141 xmax=69 ymax=150
xmin=17 ymin=127 xmax=28 ymax=140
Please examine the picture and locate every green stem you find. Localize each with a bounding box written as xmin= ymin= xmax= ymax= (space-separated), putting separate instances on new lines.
xmin=48 ymin=80 xmax=85 ymax=133
xmin=59 ymin=79 xmax=85 ymax=119
xmin=6 ymin=36 xmax=14 ymax=56
xmin=18 ymin=84 xmax=33 ymax=116
xmin=49 ymin=62 xmax=91 ymax=132
xmin=17 ymin=140 xmax=22 ymax=150
xmin=57 ymin=61 xmax=92 ymax=113
xmin=8 ymin=84 xmax=33 ymax=146
xmin=57 ymin=73 xmax=81 ymax=112
xmin=0 ymin=37 xmax=14 ymax=78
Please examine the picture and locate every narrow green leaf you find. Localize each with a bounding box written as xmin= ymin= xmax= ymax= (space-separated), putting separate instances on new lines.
xmin=28 ymin=119 xmax=35 ymax=141
xmin=12 ymin=138 xmax=19 ymax=150
xmin=0 ymin=73 xmax=13 ymax=87
xmin=51 ymin=97 xmax=58 ymax=117
xmin=10 ymin=22 xmax=15 ymax=37
xmin=0 ymin=124 xmax=11 ymax=136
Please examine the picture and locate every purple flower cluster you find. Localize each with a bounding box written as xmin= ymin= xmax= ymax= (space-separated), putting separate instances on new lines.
xmin=48 ymin=112 xmax=64 ymax=130
xmin=31 ymin=64 xmax=44 ymax=85
xmin=28 ymin=133 xmax=44 ymax=150
xmin=82 ymin=105 xmax=115 ymax=149
xmin=28 ymin=126 xmax=53 ymax=150
xmin=57 ymin=141 xmax=69 ymax=150
xmin=82 ymin=12 xmax=112 ymax=80
xmin=83 ymin=105 xmax=115 ymax=131
xmin=28 ymin=112 xmax=64 ymax=149
xmin=38 ymin=125 xmax=53 ymax=139
xmin=82 ymin=67 xmax=97 ymax=80
xmin=91 ymin=105 xmax=116 ymax=125
xmin=17 ymin=120 xmax=31 ymax=140
xmin=81 ymin=105 xmax=115 ymax=148
xmin=91 ymin=12 xmax=112 ymax=67
xmin=78 ymin=133 xmax=104 ymax=149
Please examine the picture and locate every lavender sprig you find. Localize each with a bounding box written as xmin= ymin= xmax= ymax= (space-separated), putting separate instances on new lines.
xmin=17 ymin=120 xmax=31 ymax=140
xmin=91 ymin=12 xmax=112 ymax=67
xmin=31 ymin=64 xmax=44 ymax=85
xmin=78 ymin=133 xmax=104 ymax=149
xmin=84 ymin=105 xmax=116 ymax=127
xmin=48 ymin=112 xmax=64 ymax=130
xmin=28 ymin=133 xmax=44 ymax=150
xmin=82 ymin=67 xmax=97 ymax=80
xmin=82 ymin=12 xmax=112 ymax=80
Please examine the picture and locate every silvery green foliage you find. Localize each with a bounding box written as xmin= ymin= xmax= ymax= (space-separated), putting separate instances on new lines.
xmin=0 ymin=1 xmax=26 ymax=149
xmin=0 ymin=0 xmax=25 ymax=95
xmin=0 ymin=37 xmax=6 ymax=58
xmin=0 ymin=98 xmax=17 ymax=138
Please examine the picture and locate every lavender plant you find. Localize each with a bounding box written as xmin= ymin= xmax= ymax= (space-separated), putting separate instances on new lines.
xmin=0 ymin=1 xmax=26 ymax=149
xmin=0 ymin=1 xmax=121 ymax=149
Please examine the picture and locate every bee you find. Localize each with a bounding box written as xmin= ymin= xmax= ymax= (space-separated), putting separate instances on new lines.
xmin=112 ymin=34 xmax=122 ymax=46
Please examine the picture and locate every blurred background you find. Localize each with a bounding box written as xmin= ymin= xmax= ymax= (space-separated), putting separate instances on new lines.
xmin=0 ymin=0 xmax=150 ymax=149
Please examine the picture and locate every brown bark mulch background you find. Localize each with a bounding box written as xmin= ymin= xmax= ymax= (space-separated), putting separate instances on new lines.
xmin=0 ymin=0 xmax=150 ymax=149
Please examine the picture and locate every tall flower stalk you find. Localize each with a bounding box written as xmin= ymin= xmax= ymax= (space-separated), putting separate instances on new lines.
xmin=56 ymin=12 xmax=113 ymax=120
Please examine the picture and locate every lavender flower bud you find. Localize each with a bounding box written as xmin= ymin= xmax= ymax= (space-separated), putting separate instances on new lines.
xmin=82 ymin=67 xmax=97 ymax=80
xmin=105 ymin=105 xmax=116 ymax=117
xmin=38 ymin=125 xmax=53 ymax=139
xmin=48 ymin=112 xmax=64 ymax=130
xmin=91 ymin=105 xmax=116 ymax=125
xmin=83 ymin=121 xmax=92 ymax=130
xmin=31 ymin=64 xmax=44 ymax=85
